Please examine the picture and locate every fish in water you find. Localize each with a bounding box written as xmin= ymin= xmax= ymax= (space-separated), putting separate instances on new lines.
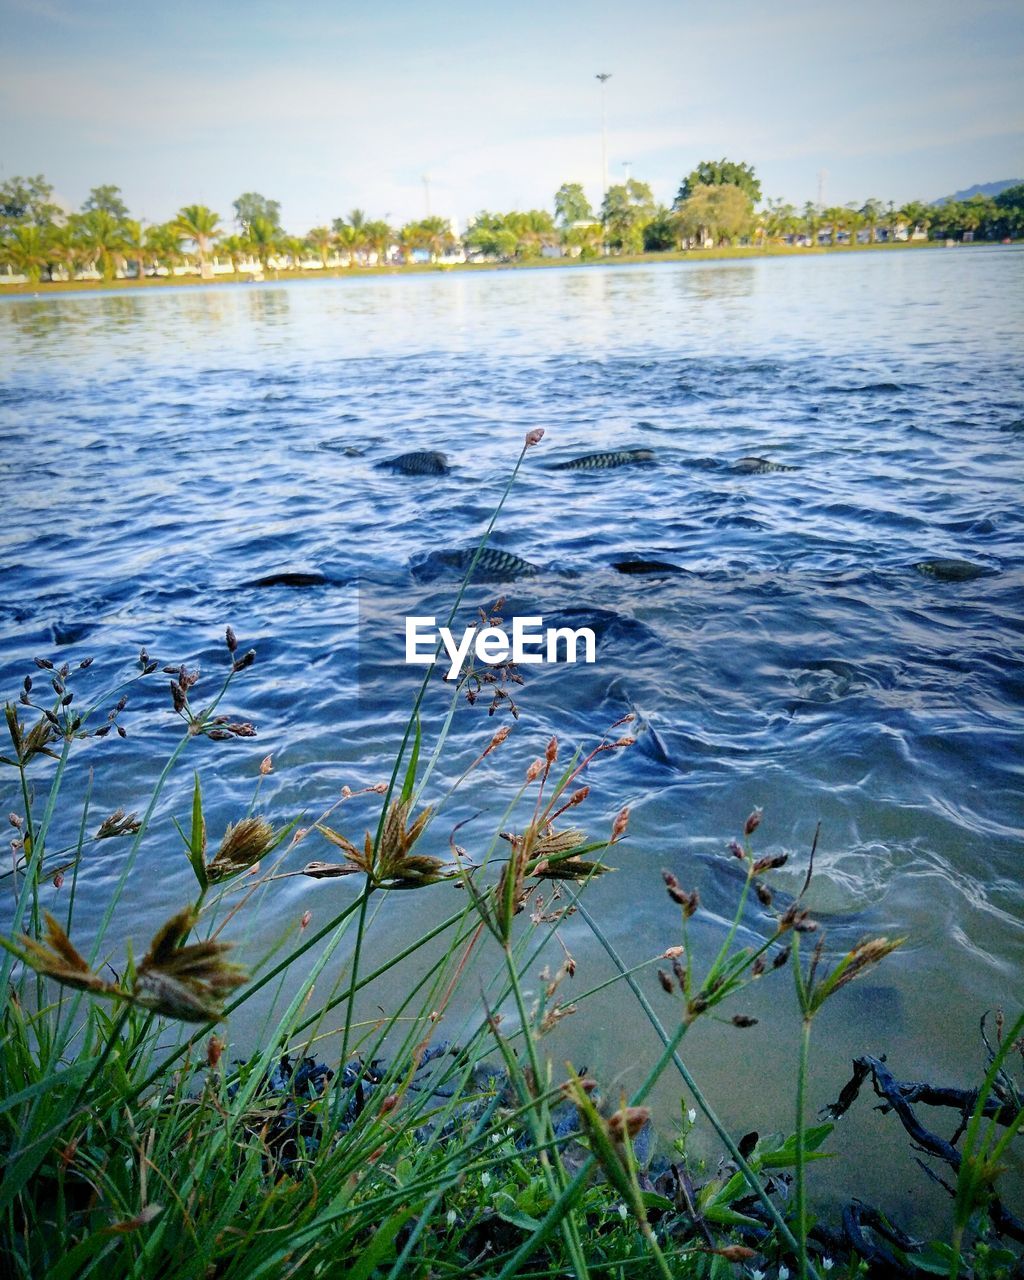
xmin=412 ymin=547 xmax=540 ymax=582
xmin=245 ymin=571 xmax=330 ymax=588
xmin=732 ymin=456 xmax=799 ymax=474
xmin=611 ymin=559 xmax=689 ymax=576
xmin=376 ymin=450 xmax=451 ymax=476
xmin=551 ymin=449 xmax=655 ymax=470
xmin=913 ymin=558 xmax=994 ymax=582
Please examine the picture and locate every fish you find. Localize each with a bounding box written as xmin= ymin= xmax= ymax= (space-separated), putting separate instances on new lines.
xmin=411 ymin=547 xmax=540 ymax=582
xmin=611 ymin=559 xmax=689 ymax=576
xmin=244 ymin=571 xmax=330 ymax=588
xmin=376 ymin=450 xmax=451 ymax=476
xmin=732 ymin=456 xmax=799 ymax=474
xmin=913 ymin=558 xmax=995 ymax=582
xmin=550 ymin=449 xmax=655 ymax=470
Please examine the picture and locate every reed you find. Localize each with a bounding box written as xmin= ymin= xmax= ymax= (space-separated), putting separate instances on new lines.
xmin=1 ymin=436 xmax=1020 ymax=1279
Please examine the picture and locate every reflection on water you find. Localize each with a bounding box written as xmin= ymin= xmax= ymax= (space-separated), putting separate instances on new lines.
xmin=1 ymin=249 xmax=1022 ymax=1223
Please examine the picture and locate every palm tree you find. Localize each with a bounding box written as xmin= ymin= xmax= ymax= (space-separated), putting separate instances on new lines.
xmin=245 ymin=215 xmax=279 ymax=272
xmin=417 ymin=216 xmax=458 ymax=262
xmin=73 ymin=209 xmax=125 ymax=280
xmin=2 ymin=224 xmax=50 ymax=282
xmin=362 ymin=220 xmax=394 ymax=266
xmin=860 ymin=198 xmax=886 ymax=243
xmin=46 ymin=224 xmax=81 ymax=281
xmin=173 ymin=205 xmax=221 ymax=277
xmin=218 ymin=234 xmax=249 ymax=274
xmin=333 ymin=222 xmax=361 ymax=266
xmin=306 ymin=226 xmax=333 ymax=268
xmin=120 ymin=219 xmax=149 ymax=281
xmin=282 ymin=236 xmax=307 ymax=270
xmin=802 ymin=201 xmax=822 ymax=246
xmin=145 ymin=223 xmax=185 ymax=277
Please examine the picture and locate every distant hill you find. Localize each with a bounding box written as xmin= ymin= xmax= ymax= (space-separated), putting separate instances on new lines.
xmin=933 ymin=179 xmax=1023 ymax=205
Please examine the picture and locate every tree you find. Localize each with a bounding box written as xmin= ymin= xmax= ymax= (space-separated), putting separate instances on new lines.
xmin=673 ymin=183 xmax=753 ymax=246
xmin=72 ymin=209 xmax=125 ymax=280
xmin=233 ymin=192 xmax=281 ymax=234
xmin=554 ymin=182 xmax=593 ymax=226
xmin=333 ymin=221 xmax=361 ymax=266
xmin=416 ymin=216 xmax=458 ymax=261
xmin=802 ymin=201 xmax=823 ymax=246
xmin=174 ymin=205 xmax=221 ymax=277
xmin=1 ymin=224 xmax=51 ymax=282
xmin=218 ymin=234 xmax=249 ymax=274
xmin=120 ymin=219 xmax=149 ymax=280
xmin=82 ymin=185 xmax=129 ymax=221
xmin=897 ymin=200 xmax=932 ymax=238
xmin=993 ymin=184 xmax=1024 ymax=238
xmin=761 ymin=198 xmax=798 ymax=244
xmin=642 ymin=206 xmax=677 ymax=251
xmin=245 ymin=215 xmax=280 ymax=271
xmin=0 ymin=174 xmax=61 ymax=229
xmin=860 ymin=198 xmax=886 ymax=243
xmin=145 ymin=223 xmax=184 ymax=276
xmin=676 ymin=159 xmax=760 ymax=205
xmin=305 ymin=226 xmax=333 ymax=267
xmin=362 ymin=220 xmax=394 ymax=265
xmin=601 ymin=179 xmax=656 ymax=253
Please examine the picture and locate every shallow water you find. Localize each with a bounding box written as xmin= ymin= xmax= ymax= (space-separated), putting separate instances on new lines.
xmin=2 ymin=249 xmax=1022 ymax=1223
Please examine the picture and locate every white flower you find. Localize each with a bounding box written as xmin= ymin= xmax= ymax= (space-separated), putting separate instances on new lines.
xmin=687 ymin=1108 xmax=697 ymax=1124
xmin=822 ymin=1261 xmax=834 ymax=1272
xmin=749 ymin=1271 xmax=765 ymax=1280
xmin=480 ymin=1171 xmax=491 ymax=1187
xmin=779 ymin=1267 xmax=790 ymax=1280
xmin=446 ymin=1209 xmax=457 ymax=1228
xmin=617 ymin=1203 xmax=628 ymax=1220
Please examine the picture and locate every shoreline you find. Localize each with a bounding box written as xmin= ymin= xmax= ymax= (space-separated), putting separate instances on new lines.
xmin=1 ymin=236 xmax=1011 ymax=299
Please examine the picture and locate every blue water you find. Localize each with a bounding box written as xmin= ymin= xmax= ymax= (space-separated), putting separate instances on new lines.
xmin=1 ymin=249 xmax=1022 ymax=1220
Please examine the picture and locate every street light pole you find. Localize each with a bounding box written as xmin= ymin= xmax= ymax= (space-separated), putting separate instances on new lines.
xmin=596 ymin=72 xmax=612 ymax=201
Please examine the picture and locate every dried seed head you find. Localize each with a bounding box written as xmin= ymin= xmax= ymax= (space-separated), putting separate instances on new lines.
xmin=525 ymin=758 xmax=543 ymax=783
xmin=662 ymin=945 xmax=685 ymax=959
xmin=610 ymin=807 xmax=630 ymax=843
xmin=8 ymin=813 xmax=22 ymax=829
xmin=728 ymin=839 xmax=745 ymax=859
xmin=482 ymin=725 xmax=511 ymax=757
xmin=545 ymin=735 xmax=558 ymax=764
xmin=752 ymin=955 xmax=766 ymax=977
xmin=207 ymin=1035 xmax=224 ymax=1068
xmin=657 ymin=968 xmax=675 ymax=994
xmin=171 ymin=682 xmax=187 ymax=714
xmin=260 ymin=755 xmax=273 ymax=775
xmin=300 ymin=910 xmax=312 ymax=930
xmin=714 ymin=1246 xmax=757 ymax=1262
xmin=772 ymin=946 xmax=791 ymax=970
xmin=607 ymin=1106 xmax=650 ymax=1141
xmin=53 ymin=871 xmax=64 ymax=889
xmin=34 ymin=657 xmax=54 ymax=670
xmin=207 ymin=816 xmax=276 ymax=881
xmin=755 ymin=881 xmax=773 ymax=907
xmin=744 ymin=808 xmax=763 ymax=836
xmin=671 ymin=958 xmax=687 ymax=989
xmin=225 ymin=626 xmax=238 ymax=653
xmin=524 ymin=428 xmax=545 ymax=448
xmin=78 ymin=657 xmax=93 ymax=670
xmin=232 ymin=649 xmax=256 ymax=673
xmin=731 ymin=1014 xmax=758 ymax=1028
xmin=753 ymin=853 xmax=788 ymax=873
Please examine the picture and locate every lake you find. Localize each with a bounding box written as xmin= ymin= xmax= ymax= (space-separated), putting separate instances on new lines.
xmin=1 ymin=247 xmax=1022 ymax=1225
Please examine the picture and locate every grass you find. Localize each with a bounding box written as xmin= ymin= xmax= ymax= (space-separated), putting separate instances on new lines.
xmin=1 ymin=436 xmax=1022 ymax=1278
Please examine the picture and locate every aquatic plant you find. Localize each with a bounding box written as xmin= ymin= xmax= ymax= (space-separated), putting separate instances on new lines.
xmin=0 ymin=435 xmax=1020 ymax=1279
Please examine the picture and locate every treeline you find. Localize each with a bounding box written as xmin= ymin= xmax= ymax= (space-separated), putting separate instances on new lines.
xmin=2 ymin=164 xmax=1022 ymax=283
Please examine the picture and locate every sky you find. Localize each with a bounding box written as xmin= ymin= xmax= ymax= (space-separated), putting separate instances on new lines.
xmin=2 ymin=0 xmax=1022 ymax=233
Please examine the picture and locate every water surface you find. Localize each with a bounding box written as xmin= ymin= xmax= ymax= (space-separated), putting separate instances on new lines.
xmin=2 ymin=249 xmax=1022 ymax=1223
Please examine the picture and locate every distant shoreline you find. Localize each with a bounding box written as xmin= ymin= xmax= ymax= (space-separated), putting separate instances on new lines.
xmin=1 ymin=236 xmax=1016 ymax=298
